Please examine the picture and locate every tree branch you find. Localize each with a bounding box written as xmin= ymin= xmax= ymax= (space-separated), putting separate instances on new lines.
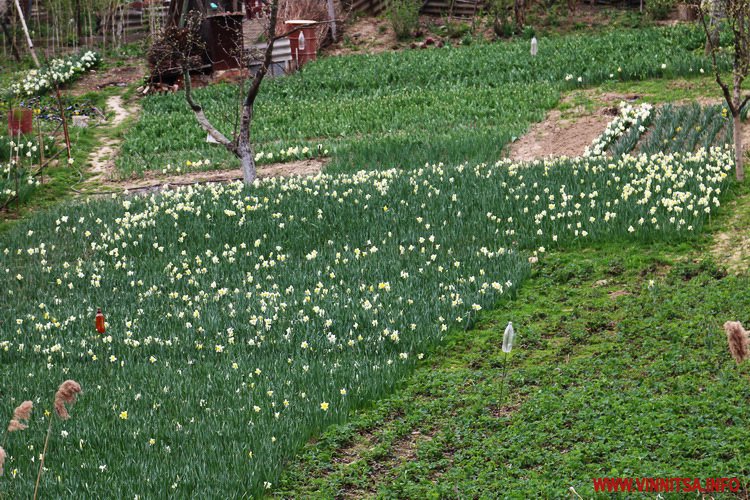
xmin=245 ymin=0 xmax=279 ymax=108
xmin=183 ymin=68 xmax=234 ymax=149
xmin=740 ymin=94 xmax=750 ymax=113
xmin=699 ymin=4 xmax=738 ymax=114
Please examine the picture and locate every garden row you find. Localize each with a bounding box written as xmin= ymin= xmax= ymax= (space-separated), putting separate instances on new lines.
xmin=118 ymin=26 xmax=726 ymax=177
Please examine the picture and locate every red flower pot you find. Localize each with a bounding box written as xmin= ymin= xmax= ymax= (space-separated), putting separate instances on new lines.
xmin=7 ymin=108 xmax=33 ymax=136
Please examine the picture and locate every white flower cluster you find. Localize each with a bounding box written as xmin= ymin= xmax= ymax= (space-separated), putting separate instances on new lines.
xmin=1 ymin=138 xmax=46 ymax=204
xmin=8 ymin=51 xmax=100 ymax=97
xmin=584 ymin=101 xmax=653 ymax=158
xmin=254 ymin=144 xmax=328 ymax=163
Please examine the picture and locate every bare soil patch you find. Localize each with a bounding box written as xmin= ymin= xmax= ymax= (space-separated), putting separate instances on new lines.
xmin=70 ymin=60 xmax=145 ymax=96
xmin=326 ymin=17 xmax=398 ymax=56
xmin=712 ymin=175 xmax=750 ymax=274
xmin=712 ymin=228 xmax=750 ymax=274
xmin=507 ymin=108 xmax=613 ymax=161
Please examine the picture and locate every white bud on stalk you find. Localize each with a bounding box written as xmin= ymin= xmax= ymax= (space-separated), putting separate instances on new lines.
xmin=530 ymin=37 xmax=538 ymax=56
xmin=502 ymin=322 xmax=515 ymax=353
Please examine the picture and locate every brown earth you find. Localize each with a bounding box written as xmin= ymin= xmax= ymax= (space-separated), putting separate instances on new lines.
xmin=507 ymin=108 xmax=614 ymax=161
xmin=70 ymin=60 xmax=146 ymax=96
xmin=711 ymin=184 xmax=750 ymax=274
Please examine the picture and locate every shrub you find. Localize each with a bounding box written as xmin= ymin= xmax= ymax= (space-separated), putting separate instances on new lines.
xmin=387 ymin=0 xmax=421 ymax=40
xmin=445 ymin=19 xmax=471 ymax=39
xmin=647 ymin=0 xmax=675 ymax=20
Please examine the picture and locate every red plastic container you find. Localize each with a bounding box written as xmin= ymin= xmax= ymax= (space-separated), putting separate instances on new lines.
xmin=287 ymin=21 xmax=318 ymax=68
xmin=7 ymin=108 xmax=33 ymax=136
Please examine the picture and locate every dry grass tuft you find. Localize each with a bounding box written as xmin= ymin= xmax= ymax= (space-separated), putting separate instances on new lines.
xmin=54 ymin=380 xmax=82 ymax=420
xmin=7 ymin=400 xmax=33 ymax=432
xmin=724 ymin=321 xmax=750 ymax=365
xmin=13 ymin=400 xmax=33 ymax=421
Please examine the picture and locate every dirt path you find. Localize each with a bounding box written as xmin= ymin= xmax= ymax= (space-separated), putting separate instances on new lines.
xmin=108 ymin=158 xmax=326 ymax=195
xmin=712 ymin=179 xmax=750 ymax=274
xmin=69 ymin=60 xmax=145 ymax=97
xmin=86 ymin=95 xmax=135 ymax=184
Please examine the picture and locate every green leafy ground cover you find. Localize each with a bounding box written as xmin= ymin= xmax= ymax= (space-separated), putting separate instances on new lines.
xmin=275 ymin=188 xmax=750 ymax=498
xmin=118 ymin=26 xmax=723 ymax=178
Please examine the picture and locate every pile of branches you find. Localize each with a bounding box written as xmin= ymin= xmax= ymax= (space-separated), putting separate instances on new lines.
xmin=147 ymin=11 xmax=206 ymax=84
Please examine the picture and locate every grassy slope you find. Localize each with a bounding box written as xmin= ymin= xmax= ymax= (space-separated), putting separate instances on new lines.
xmin=558 ymin=73 xmax=749 ymax=119
xmin=274 ymin=184 xmax=750 ymax=498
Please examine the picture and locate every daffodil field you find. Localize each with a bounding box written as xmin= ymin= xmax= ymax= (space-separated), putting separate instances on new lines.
xmin=0 ymin=103 xmax=737 ymax=496
xmin=0 ymin=15 xmax=745 ymax=498
xmin=118 ymin=26 xmax=725 ymax=178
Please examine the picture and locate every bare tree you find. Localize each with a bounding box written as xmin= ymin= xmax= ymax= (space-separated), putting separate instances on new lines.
xmin=181 ymin=0 xmax=280 ymax=185
xmin=700 ymin=0 xmax=749 ymax=181
xmin=160 ymin=0 xmax=333 ymax=184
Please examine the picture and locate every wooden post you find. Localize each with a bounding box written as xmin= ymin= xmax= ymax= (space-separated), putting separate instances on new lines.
xmin=37 ymin=110 xmax=45 ymax=184
xmin=327 ymin=0 xmax=337 ymax=41
xmin=12 ymin=0 xmax=39 ymax=67
xmin=55 ymin=87 xmax=72 ymax=160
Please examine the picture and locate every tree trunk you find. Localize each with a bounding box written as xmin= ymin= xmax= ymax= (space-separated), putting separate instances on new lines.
xmin=237 ymin=103 xmax=256 ymax=184
xmin=514 ymin=0 xmax=525 ymax=31
xmin=327 ymin=0 xmax=337 ymax=41
xmin=74 ymin=0 xmax=82 ymax=43
xmin=734 ymin=70 xmax=745 ymax=181
xmin=706 ymin=0 xmax=725 ymax=54
xmin=735 ymin=113 xmax=745 ymax=181
xmin=1 ymin=17 xmax=21 ymax=62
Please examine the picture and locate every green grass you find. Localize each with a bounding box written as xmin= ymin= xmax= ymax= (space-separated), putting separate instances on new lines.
xmin=118 ymin=25 xmax=726 ymax=178
xmin=558 ymin=72 xmax=750 ymax=118
xmin=274 ymin=193 xmax=750 ymax=498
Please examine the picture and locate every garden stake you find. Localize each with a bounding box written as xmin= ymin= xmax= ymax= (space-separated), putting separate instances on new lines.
xmin=37 ymin=108 xmax=45 ymax=184
xmin=498 ymin=350 xmax=509 ymax=407
xmin=55 ymin=86 xmax=72 ymax=159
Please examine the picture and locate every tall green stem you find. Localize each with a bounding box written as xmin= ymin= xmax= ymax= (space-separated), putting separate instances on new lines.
xmin=32 ymin=414 xmax=53 ymax=500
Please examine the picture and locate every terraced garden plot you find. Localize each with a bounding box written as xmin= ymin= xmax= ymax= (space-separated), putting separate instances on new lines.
xmin=117 ymin=26 xmax=725 ymax=178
